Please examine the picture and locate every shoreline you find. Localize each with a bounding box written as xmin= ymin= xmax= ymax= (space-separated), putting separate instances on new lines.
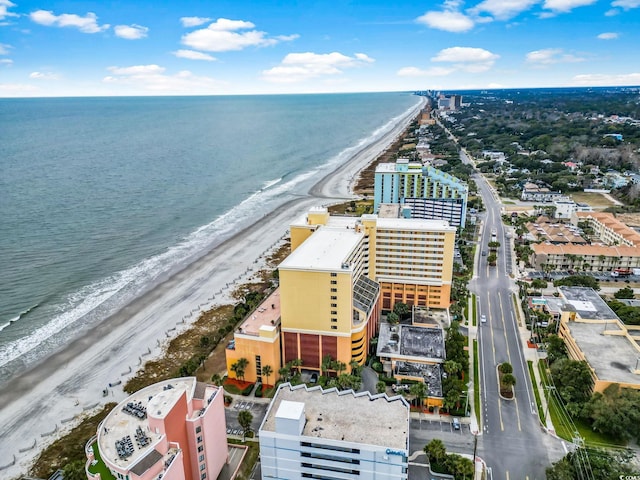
xmin=0 ymin=95 xmax=425 ymax=477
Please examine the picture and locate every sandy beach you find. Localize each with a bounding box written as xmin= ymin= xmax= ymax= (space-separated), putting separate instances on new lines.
xmin=0 ymin=96 xmax=425 ymax=478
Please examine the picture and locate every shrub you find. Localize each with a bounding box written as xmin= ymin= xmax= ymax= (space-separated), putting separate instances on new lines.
xmin=241 ymin=383 xmax=255 ymax=396
xmin=372 ymin=362 xmax=383 ymax=373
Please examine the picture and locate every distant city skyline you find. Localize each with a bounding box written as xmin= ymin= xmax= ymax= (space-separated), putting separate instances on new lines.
xmin=1 ymin=0 xmax=639 ymax=97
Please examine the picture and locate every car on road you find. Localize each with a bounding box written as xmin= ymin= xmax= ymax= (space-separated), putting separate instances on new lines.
xmin=480 ymin=314 xmax=486 ymax=323
xmin=482 ymin=251 xmax=487 ymax=256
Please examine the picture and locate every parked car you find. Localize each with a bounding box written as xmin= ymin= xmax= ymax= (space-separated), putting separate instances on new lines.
xmin=482 ymin=251 xmax=487 ymax=256
xmin=481 ymin=314 xmax=487 ymax=323
xmin=452 ymin=417 xmax=461 ymax=430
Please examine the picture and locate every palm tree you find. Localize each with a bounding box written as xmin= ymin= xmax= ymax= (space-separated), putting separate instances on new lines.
xmin=235 ymin=357 xmax=249 ymax=382
xmin=321 ymin=354 xmax=334 ymax=377
xmin=349 ymin=359 xmax=361 ymax=376
xmin=278 ymin=366 xmax=290 ymax=383
xmin=211 ymin=373 xmax=222 ymax=385
xmin=237 ymin=410 xmax=253 ymax=441
xmin=424 ymin=439 xmax=447 ymax=466
xmin=262 ymin=365 xmax=273 ymax=387
xmin=410 ymin=382 xmax=429 ymax=416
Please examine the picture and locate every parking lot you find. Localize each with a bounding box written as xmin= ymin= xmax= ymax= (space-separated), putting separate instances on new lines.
xmin=526 ymin=270 xmax=640 ymax=282
xmin=224 ymin=399 xmax=269 ymax=437
xmin=409 ymin=417 xmax=475 ymax=459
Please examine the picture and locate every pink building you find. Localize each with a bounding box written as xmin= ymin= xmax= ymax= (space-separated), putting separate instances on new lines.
xmin=85 ymin=377 xmax=228 ymax=480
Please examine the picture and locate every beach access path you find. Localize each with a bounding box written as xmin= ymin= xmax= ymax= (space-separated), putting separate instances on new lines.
xmin=0 ymin=96 xmax=425 ymax=478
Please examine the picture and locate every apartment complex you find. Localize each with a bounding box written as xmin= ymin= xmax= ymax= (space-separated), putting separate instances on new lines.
xmin=554 ymin=287 xmax=640 ymax=392
xmin=86 ymin=378 xmax=228 ymax=480
xmin=225 ymin=207 xmax=456 ymax=380
xmin=259 ymin=383 xmax=410 ymax=480
xmin=520 ymin=182 xmax=563 ymax=202
xmin=530 ymin=212 xmax=640 ymax=271
xmin=373 ymin=159 xmax=468 ymax=227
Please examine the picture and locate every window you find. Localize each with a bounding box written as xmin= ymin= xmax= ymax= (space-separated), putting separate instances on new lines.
xmin=330 ymin=296 xmax=337 ymax=300
xmin=331 ymin=310 xmax=337 ymax=315
xmin=330 ymin=288 xmax=337 ymax=293
xmin=198 ymin=445 xmax=204 ymax=453
xmin=196 ymin=426 xmax=202 ymax=433
xmin=197 ymin=436 xmax=202 ymax=443
xmin=331 ymin=326 xmax=337 ymax=330
xmin=331 ymin=303 xmax=337 ymax=308
xmin=331 ymin=272 xmax=337 ymax=277
xmin=200 ymin=463 xmax=206 ymax=471
xmin=330 ymin=280 xmax=337 ymax=285
xmin=201 ymin=474 xmax=207 ymax=480
xmin=199 ymin=454 xmax=205 ymax=462
xmin=331 ymin=318 xmax=337 ymax=323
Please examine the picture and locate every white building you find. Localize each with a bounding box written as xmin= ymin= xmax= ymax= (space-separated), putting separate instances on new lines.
xmin=259 ymin=384 xmax=410 ymax=480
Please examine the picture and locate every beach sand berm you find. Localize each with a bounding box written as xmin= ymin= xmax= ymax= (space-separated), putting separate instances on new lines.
xmin=0 ymin=96 xmax=425 ymax=478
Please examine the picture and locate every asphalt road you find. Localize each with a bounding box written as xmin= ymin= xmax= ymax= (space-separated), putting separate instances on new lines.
xmin=463 ymin=151 xmax=560 ymax=480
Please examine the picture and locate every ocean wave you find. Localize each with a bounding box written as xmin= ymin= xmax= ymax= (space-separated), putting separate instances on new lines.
xmin=0 ymin=96 xmax=422 ymax=370
xmin=0 ymin=304 xmax=39 ymax=333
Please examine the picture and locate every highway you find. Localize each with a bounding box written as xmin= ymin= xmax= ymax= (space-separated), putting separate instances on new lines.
xmin=462 ymin=151 xmax=562 ymax=479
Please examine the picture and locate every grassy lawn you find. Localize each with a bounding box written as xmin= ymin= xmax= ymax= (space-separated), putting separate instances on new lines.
xmin=88 ymin=442 xmax=116 ymax=480
xmin=473 ymin=339 xmax=481 ymax=425
xmin=527 ymin=361 xmax=544 ymax=420
xmin=471 ymin=293 xmax=477 ymax=327
xmin=511 ymin=293 xmax=522 ymax=327
xmin=570 ymin=191 xmax=616 ymax=210
xmin=537 ymin=362 xmax=626 ymax=447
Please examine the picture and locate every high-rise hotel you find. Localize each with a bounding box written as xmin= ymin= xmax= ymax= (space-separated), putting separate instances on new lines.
xmin=226 ymin=207 xmax=455 ymax=381
xmin=373 ymin=158 xmax=468 ymax=228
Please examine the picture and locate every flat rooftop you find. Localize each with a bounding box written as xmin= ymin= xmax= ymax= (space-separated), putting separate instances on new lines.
xmin=98 ymin=378 xmax=219 ymax=470
xmin=261 ymin=384 xmax=408 ymax=450
xmin=279 ymin=227 xmax=363 ymax=271
xmin=567 ymin=322 xmax=640 ymax=386
xmin=237 ymin=288 xmax=281 ymax=336
xmin=394 ymin=362 xmax=443 ymax=398
xmin=376 ymin=217 xmax=454 ymax=232
xmin=378 ymin=204 xmax=401 ymax=218
xmin=377 ymin=322 xmax=445 ymax=362
xmin=558 ymin=287 xmax=619 ymax=320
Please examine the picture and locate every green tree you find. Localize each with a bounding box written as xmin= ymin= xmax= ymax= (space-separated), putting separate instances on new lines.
xmin=582 ymin=384 xmax=640 ymax=441
xmin=554 ymin=275 xmax=600 ymax=290
xmin=445 ymin=453 xmax=474 ymax=480
xmin=550 ymin=358 xmax=593 ymax=406
xmin=614 ymin=286 xmax=635 ymax=299
xmin=424 ymin=439 xmax=447 ymax=466
xmin=376 ymin=381 xmax=387 ymax=394
xmin=321 ymin=354 xmax=334 ymax=377
xmin=546 ymin=334 xmax=567 ymax=364
xmin=501 ymin=373 xmax=516 ymax=389
xmin=238 ymin=409 xmax=254 ymax=440
xmin=62 ymin=460 xmax=86 ymax=480
xmin=210 ymin=373 xmax=222 ymax=385
xmin=233 ymin=357 xmax=249 ymax=382
xmin=387 ymin=311 xmax=399 ymax=325
xmin=349 ymin=359 xmax=361 ymax=376
xmin=393 ymin=302 xmax=410 ymax=319
xmin=444 ymin=360 xmax=462 ymax=376
xmin=487 ymin=253 xmax=498 ymax=265
xmin=262 ymin=364 xmax=273 ymax=387
xmin=499 ymin=362 xmax=513 ymax=374
xmin=531 ymin=278 xmax=547 ymax=290
xmin=410 ymin=382 xmax=428 ymax=409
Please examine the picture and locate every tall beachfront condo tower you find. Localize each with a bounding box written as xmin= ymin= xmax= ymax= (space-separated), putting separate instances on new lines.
xmin=85 ymin=378 xmax=228 ymax=480
xmin=280 ymin=207 xmax=455 ymax=369
xmin=259 ymin=383 xmax=410 ymax=480
xmin=373 ymin=158 xmax=468 ymax=228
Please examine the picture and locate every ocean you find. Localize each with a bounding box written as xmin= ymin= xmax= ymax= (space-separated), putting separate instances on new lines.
xmin=0 ymin=92 xmax=420 ymax=383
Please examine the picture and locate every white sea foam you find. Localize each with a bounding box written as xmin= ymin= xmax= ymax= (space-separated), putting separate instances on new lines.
xmin=0 ymin=96 xmax=421 ymax=371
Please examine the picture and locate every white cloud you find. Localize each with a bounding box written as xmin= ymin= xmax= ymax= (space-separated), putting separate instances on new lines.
xmin=597 ymin=32 xmax=619 ymax=39
xmin=431 ymin=46 xmax=499 ymax=72
xmin=262 ymin=52 xmax=375 ymax=83
xmin=605 ymin=8 xmax=620 ymax=15
xmin=107 ymin=65 xmax=165 ymax=75
xmin=397 ymin=66 xmax=455 ymax=77
xmin=0 ymin=0 xmax=18 ymax=21
xmin=103 ymin=64 xmax=222 ymax=92
xmin=180 ymin=16 xmax=211 ymax=27
xmin=470 ymin=0 xmax=539 ymax=20
xmin=416 ymin=10 xmax=475 ymax=32
xmin=572 ymin=72 xmax=640 ymax=86
xmin=172 ymin=49 xmax=216 ymax=61
xmin=526 ymin=48 xmax=584 ymax=64
xmin=542 ymin=0 xmax=597 ymax=12
xmin=30 ymin=10 xmax=109 ymax=33
xmin=612 ymin=0 xmax=640 ymax=8
xmin=29 ymin=71 xmax=60 ymax=80
xmin=181 ymin=17 xmax=297 ymax=52
xmin=0 ymin=58 xmax=12 ymax=65
xmin=114 ymin=24 xmax=148 ymax=40
xmin=0 ymin=42 xmax=11 ymax=54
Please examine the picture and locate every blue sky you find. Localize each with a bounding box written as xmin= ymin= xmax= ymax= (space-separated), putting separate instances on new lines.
xmin=1 ymin=0 xmax=639 ymax=96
